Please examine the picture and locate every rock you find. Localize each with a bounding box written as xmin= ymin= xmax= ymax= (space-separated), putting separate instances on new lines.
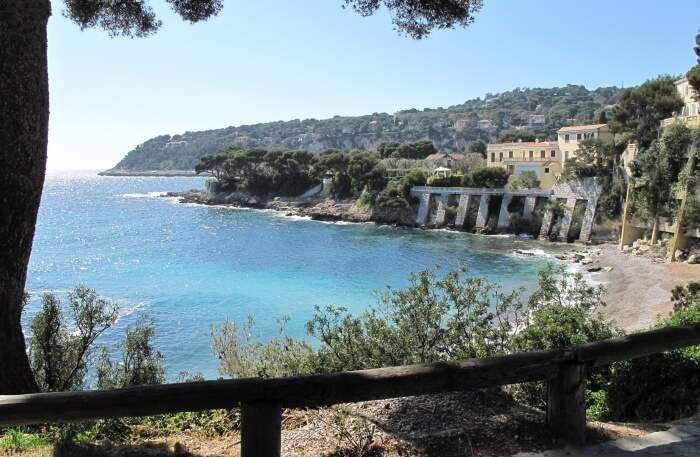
xmin=622 ymin=245 xmax=632 ymax=253
xmin=603 ymin=266 xmax=614 ymax=272
xmin=586 ymin=266 xmax=602 ymax=272
xmin=687 ymin=254 xmax=699 ymax=264
xmin=555 ymin=255 xmax=568 ymax=261
xmin=572 ymin=254 xmax=585 ymax=263
xmin=675 ymin=249 xmax=686 ymax=261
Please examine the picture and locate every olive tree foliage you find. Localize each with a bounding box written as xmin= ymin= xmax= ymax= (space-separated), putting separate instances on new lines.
xmin=610 ymin=76 xmax=684 ymax=149
xmin=212 ymin=265 xmax=615 ymax=382
xmin=28 ymin=287 xmax=118 ymax=392
xmin=507 ymin=171 xmax=540 ymax=190
xmin=96 ymin=315 xmax=166 ymax=389
xmin=687 ymin=32 xmax=700 ymax=97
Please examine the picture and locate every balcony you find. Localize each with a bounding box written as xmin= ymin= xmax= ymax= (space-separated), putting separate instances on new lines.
xmin=661 ymin=115 xmax=700 ymax=129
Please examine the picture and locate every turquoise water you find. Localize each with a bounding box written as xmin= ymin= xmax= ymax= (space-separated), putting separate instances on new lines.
xmin=25 ymin=171 xmax=563 ymax=380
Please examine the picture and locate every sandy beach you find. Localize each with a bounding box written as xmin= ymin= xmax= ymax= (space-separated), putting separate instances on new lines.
xmin=587 ymin=243 xmax=699 ymax=331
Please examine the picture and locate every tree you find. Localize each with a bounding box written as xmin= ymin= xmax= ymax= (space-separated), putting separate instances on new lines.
xmin=598 ymin=110 xmax=608 ymax=124
xmin=1 ymin=0 xmax=483 ymax=393
xmin=689 ymin=32 xmax=700 ymax=97
xmin=610 ymin=76 xmax=684 ymax=149
xmin=507 ymin=171 xmax=540 ymax=190
xmin=28 ymin=287 xmax=118 ymax=392
xmin=497 ymin=129 xmax=537 ymax=143
xmin=464 ymin=167 xmax=509 ymax=188
xmin=468 ymin=140 xmax=487 ymax=158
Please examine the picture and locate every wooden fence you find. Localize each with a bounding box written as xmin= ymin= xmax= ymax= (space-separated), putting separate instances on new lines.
xmin=1 ymin=324 xmax=699 ymax=456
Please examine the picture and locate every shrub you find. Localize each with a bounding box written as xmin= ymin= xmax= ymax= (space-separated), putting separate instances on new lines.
xmin=374 ymin=180 xmax=411 ymax=209
xmin=95 ymin=315 xmax=165 ymax=390
xmin=507 ymin=171 xmax=540 ymax=190
xmin=28 ymin=287 xmax=119 ymax=392
xmin=463 ymin=167 xmax=509 ymax=188
xmin=426 ymin=174 xmax=461 ymax=187
xmin=598 ymin=282 xmax=700 ymax=421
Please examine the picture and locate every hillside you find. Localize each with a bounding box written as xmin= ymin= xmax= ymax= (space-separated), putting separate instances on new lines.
xmin=105 ymin=85 xmax=623 ymax=172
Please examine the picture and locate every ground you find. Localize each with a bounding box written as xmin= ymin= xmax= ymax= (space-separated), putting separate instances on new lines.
xmin=585 ymin=243 xmax=699 ymax=331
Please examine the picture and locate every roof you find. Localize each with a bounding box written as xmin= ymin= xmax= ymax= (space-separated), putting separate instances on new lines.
xmin=425 ymin=152 xmax=465 ymax=161
xmin=488 ymin=141 xmax=558 ymax=148
xmin=557 ymin=124 xmax=607 ymax=133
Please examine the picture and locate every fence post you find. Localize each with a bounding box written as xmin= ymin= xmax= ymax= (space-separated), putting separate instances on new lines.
xmin=240 ymin=402 xmax=282 ymax=457
xmin=547 ymin=363 xmax=586 ymax=445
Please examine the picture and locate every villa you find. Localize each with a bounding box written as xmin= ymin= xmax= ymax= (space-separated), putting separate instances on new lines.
xmin=661 ymin=77 xmax=700 ymax=129
xmin=486 ymin=123 xmax=612 ymax=188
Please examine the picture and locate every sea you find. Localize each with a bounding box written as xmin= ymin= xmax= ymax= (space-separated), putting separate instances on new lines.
xmin=24 ymin=170 xmax=569 ymax=380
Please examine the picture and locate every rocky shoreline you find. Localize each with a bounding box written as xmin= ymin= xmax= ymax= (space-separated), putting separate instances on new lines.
xmin=166 ymin=188 xmax=415 ymax=225
xmin=99 ymin=169 xmax=201 ymax=177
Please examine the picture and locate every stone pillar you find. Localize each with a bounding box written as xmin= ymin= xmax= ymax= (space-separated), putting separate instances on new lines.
xmin=475 ymin=195 xmax=490 ymax=229
xmin=522 ymin=196 xmax=537 ymax=220
xmin=558 ymin=197 xmax=578 ymax=241
xmin=538 ymin=198 xmax=556 ymax=240
xmin=416 ymin=193 xmax=431 ymax=226
xmin=455 ymin=194 xmax=470 ymax=227
xmin=497 ymin=193 xmax=513 ymax=230
xmin=434 ymin=194 xmax=450 ymax=226
xmin=578 ymin=198 xmax=598 ymax=243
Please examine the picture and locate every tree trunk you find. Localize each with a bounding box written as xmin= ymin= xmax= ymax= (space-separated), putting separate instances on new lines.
xmin=0 ymin=1 xmax=51 ymax=394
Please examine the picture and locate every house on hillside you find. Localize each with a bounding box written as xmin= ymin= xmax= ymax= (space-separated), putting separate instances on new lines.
xmin=486 ymin=140 xmax=560 ymax=188
xmin=425 ymin=152 xmax=465 ymax=169
xmin=527 ymin=114 xmax=546 ymax=129
xmin=557 ymin=124 xmax=612 ymax=162
xmin=661 ymin=77 xmax=700 ymax=129
xmin=477 ymin=119 xmax=494 ymax=130
xmin=485 ymin=123 xmax=613 ymax=189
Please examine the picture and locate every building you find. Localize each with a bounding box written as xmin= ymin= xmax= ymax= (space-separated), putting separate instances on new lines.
xmin=661 ymin=77 xmax=700 ymax=129
xmin=425 ymin=152 xmax=465 ymax=169
xmin=557 ymin=124 xmax=612 ymax=163
xmin=453 ymin=119 xmax=471 ymax=130
xmin=485 ymin=123 xmax=612 ymax=189
xmin=527 ymin=114 xmax=546 ymax=128
xmin=486 ymin=140 xmax=561 ymax=188
xmin=477 ymin=119 xmax=494 ymax=130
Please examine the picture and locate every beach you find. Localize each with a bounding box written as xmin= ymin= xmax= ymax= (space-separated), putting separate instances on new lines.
xmin=589 ymin=243 xmax=699 ymax=331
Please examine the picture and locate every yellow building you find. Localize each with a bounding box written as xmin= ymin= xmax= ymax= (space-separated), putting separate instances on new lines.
xmin=486 ymin=140 xmax=561 ymax=188
xmin=556 ymin=124 xmax=612 ymax=162
xmin=486 ymin=123 xmax=613 ymax=189
xmin=661 ymin=77 xmax=700 ymax=129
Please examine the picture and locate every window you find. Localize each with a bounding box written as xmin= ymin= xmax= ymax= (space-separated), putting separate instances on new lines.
xmin=540 ymin=150 xmax=545 ymax=158
xmin=564 ymin=134 xmax=570 ymax=143
xmin=529 ymin=150 xmax=533 ymax=159
xmin=499 ymin=152 xmax=503 ymax=161
xmin=550 ymin=150 xmax=556 ymax=158
xmin=576 ymin=133 xmax=582 ymax=140
xmin=508 ymin=150 xmax=513 ymax=158
xmin=544 ymin=167 xmax=550 ymax=174
xmin=491 ymin=152 xmax=495 ymax=162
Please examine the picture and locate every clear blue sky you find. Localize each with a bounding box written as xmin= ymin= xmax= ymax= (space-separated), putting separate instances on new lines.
xmin=47 ymin=0 xmax=700 ymax=170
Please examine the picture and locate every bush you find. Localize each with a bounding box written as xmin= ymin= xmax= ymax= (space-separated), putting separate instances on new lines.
xmin=597 ymin=282 xmax=700 ymax=421
xmin=426 ymin=174 xmax=461 ymax=187
xmin=95 ymin=315 xmax=165 ymax=389
xmin=507 ymin=171 xmax=540 ymax=190
xmin=28 ymin=287 xmax=119 ymax=392
xmin=463 ymin=167 xmax=509 ymax=188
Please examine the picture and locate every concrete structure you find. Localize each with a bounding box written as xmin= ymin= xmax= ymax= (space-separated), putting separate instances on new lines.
xmin=410 ymin=179 xmax=602 ymax=243
xmin=487 ymin=140 xmax=561 ymax=188
xmin=527 ymin=114 xmax=546 ymax=128
xmin=661 ymin=77 xmax=700 ymax=129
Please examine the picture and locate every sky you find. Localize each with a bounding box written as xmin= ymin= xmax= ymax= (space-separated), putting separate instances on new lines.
xmin=47 ymin=0 xmax=700 ymax=170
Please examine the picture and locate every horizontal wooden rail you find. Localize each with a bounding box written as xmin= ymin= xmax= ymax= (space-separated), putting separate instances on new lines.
xmin=0 ymin=324 xmax=698 ymax=455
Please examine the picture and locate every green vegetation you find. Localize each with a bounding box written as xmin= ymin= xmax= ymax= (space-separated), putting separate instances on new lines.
xmin=111 ymin=85 xmax=623 ymax=171
xmin=462 ymin=167 xmax=510 ymax=188
xmin=507 ymin=170 xmax=541 ymax=190
xmin=377 ymin=140 xmax=436 ymax=159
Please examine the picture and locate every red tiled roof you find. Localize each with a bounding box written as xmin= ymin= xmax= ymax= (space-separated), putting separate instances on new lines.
xmin=557 ymin=124 xmax=607 ymax=132
xmin=425 ymin=152 xmax=466 ymax=161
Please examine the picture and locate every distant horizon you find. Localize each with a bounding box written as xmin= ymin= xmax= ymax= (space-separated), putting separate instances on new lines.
xmin=47 ymin=0 xmax=700 ymax=170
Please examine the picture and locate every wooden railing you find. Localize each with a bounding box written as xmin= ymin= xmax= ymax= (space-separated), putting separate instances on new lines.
xmin=1 ymin=324 xmax=699 ymax=456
